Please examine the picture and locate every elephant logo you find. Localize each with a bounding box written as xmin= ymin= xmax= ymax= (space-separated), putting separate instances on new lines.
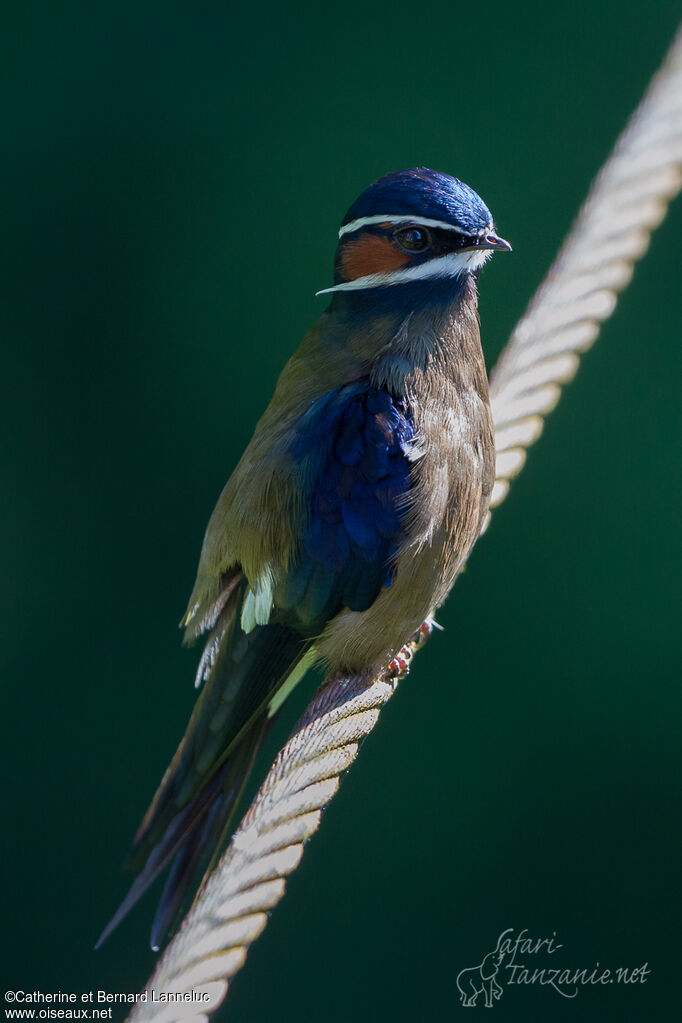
xmin=456 ymin=948 xmax=506 ymax=1008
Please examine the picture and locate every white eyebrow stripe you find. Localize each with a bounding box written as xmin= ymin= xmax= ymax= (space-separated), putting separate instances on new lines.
xmin=316 ymin=249 xmax=492 ymax=295
xmin=338 ymin=214 xmax=490 ymax=238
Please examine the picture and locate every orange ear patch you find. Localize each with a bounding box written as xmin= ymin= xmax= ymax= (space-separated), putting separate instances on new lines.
xmin=339 ymin=234 xmax=410 ymax=282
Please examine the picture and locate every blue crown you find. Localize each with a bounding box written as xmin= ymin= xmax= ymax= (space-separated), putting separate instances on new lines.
xmin=340 ymin=168 xmax=493 ymax=236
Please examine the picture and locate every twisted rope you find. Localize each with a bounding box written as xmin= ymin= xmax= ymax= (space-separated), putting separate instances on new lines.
xmin=127 ymin=27 xmax=682 ymax=1023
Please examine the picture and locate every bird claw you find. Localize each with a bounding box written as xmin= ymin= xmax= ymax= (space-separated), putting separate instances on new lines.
xmin=386 ymin=619 xmax=435 ymax=678
xmin=387 ymin=650 xmax=411 ymax=678
xmin=411 ymin=619 xmax=435 ymax=647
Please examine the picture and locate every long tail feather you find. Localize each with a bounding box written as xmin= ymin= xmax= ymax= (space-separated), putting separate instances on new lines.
xmin=97 ymin=611 xmax=312 ymax=949
xmin=94 ymin=768 xmax=224 ymax=949
xmin=130 ymin=624 xmax=307 ymax=868
xmin=148 ymin=715 xmax=269 ymax=950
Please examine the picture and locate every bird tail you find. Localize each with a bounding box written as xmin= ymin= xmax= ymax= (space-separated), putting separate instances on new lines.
xmin=148 ymin=714 xmax=269 ymax=950
xmin=96 ymin=602 xmax=312 ymax=950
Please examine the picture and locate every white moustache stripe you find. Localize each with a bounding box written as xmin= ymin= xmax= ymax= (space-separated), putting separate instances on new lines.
xmin=338 ymin=214 xmax=490 ymax=238
xmin=315 ymin=249 xmax=492 ymax=295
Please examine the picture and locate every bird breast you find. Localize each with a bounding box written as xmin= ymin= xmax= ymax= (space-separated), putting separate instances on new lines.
xmin=316 ymin=301 xmax=495 ymax=673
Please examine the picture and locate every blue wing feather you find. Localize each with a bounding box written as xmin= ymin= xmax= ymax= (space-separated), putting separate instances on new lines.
xmin=278 ymin=382 xmax=415 ymax=627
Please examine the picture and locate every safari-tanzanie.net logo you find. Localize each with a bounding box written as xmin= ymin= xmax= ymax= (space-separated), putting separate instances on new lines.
xmin=455 ymin=928 xmax=650 ymax=1008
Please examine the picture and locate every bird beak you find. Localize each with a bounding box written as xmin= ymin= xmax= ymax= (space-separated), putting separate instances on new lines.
xmin=475 ymin=232 xmax=512 ymax=252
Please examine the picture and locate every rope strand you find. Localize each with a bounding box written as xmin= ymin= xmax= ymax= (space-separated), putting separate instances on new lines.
xmin=127 ymin=26 xmax=682 ymax=1023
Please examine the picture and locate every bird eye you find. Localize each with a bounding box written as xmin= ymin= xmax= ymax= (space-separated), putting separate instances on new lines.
xmin=395 ymin=226 xmax=431 ymax=252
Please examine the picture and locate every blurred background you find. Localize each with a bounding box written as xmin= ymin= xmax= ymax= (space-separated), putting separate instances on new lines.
xmin=2 ymin=2 xmax=681 ymax=1020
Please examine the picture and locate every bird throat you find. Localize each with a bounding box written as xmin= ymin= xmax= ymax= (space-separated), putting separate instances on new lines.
xmin=328 ymin=266 xmax=477 ymax=324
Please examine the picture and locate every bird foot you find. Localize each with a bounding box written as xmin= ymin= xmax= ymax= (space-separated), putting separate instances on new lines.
xmin=387 ymin=650 xmax=411 ymax=678
xmin=386 ymin=619 xmax=435 ymax=678
xmin=412 ymin=619 xmax=435 ymax=647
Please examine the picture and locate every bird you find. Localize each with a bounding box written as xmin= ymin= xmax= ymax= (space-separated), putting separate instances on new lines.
xmin=97 ymin=167 xmax=511 ymax=950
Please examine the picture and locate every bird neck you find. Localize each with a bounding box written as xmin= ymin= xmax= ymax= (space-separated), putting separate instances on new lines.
xmin=322 ymin=271 xmax=484 ymax=397
xmin=264 ymin=272 xmax=484 ymax=430
xmin=328 ymin=270 xmax=475 ymax=325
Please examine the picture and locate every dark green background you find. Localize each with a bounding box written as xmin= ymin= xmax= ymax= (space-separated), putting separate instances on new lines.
xmin=3 ymin=2 xmax=681 ymax=1021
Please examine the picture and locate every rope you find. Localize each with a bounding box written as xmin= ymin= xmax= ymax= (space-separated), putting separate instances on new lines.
xmin=127 ymin=27 xmax=682 ymax=1023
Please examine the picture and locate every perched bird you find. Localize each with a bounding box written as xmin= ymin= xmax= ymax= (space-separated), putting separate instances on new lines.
xmin=97 ymin=167 xmax=510 ymax=950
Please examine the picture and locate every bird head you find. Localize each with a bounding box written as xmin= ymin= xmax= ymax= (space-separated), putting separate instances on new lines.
xmin=318 ymin=168 xmax=510 ymax=300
